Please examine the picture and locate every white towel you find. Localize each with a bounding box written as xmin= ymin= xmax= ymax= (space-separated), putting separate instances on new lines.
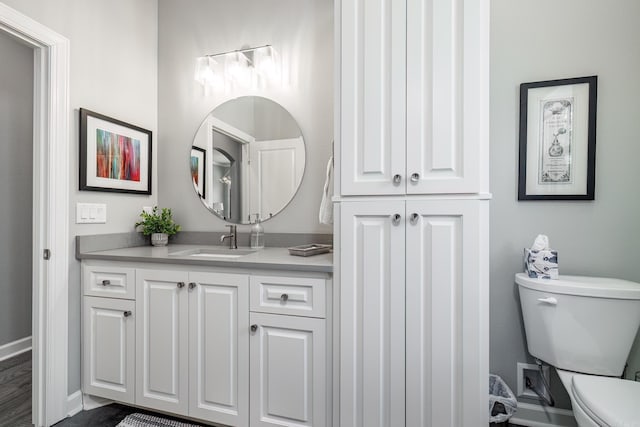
xmin=319 ymin=155 xmax=334 ymax=225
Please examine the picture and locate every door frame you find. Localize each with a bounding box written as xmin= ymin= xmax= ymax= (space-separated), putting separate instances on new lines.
xmin=0 ymin=3 xmax=70 ymax=426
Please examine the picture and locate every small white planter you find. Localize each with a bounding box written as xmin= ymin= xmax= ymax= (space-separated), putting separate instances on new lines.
xmin=150 ymin=233 xmax=169 ymax=246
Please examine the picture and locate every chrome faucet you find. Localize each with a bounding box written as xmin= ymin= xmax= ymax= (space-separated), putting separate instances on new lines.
xmin=220 ymin=225 xmax=238 ymax=249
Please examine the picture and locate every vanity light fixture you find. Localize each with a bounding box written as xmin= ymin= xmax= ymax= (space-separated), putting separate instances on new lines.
xmin=194 ymin=45 xmax=281 ymax=90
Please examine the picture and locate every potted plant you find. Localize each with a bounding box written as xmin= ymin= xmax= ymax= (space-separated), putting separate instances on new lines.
xmin=135 ymin=206 xmax=181 ymax=246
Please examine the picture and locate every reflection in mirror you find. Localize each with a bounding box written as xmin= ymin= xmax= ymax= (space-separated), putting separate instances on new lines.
xmin=191 ymin=96 xmax=305 ymax=224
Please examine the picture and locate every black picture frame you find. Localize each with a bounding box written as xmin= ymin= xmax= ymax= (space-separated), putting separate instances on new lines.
xmin=190 ymin=146 xmax=206 ymax=198
xmin=518 ymin=76 xmax=597 ymax=200
xmin=80 ymin=108 xmax=152 ymax=195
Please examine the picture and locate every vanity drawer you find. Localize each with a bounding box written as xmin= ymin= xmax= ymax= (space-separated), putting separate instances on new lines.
xmin=83 ymin=264 xmax=135 ymax=300
xmin=250 ymin=275 xmax=326 ymax=318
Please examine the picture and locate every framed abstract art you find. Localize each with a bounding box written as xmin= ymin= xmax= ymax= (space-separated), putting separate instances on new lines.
xmin=80 ymin=108 xmax=152 ymax=195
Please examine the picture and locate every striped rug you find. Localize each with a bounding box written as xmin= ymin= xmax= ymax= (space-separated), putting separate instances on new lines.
xmin=116 ymin=413 xmax=203 ymax=427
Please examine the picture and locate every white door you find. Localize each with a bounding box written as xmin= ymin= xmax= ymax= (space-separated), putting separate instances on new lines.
xmin=405 ymin=0 xmax=488 ymax=194
xmin=188 ymin=272 xmax=249 ymax=426
xmin=249 ymin=137 xmax=305 ymax=220
xmin=249 ymin=313 xmax=326 ymax=427
xmin=339 ymin=200 xmax=406 ymax=427
xmin=136 ymin=269 xmax=189 ymax=415
xmin=405 ymin=199 xmax=489 ymax=425
xmin=339 ymin=0 xmax=407 ymax=196
xmin=83 ymin=296 xmax=135 ymax=403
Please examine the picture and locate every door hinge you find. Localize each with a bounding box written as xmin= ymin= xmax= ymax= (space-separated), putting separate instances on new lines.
xmin=43 ymin=249 xmax=51 ymax=260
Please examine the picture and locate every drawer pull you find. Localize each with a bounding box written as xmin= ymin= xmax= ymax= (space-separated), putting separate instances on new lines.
xmin=410 ymin=213 xmax=420 ymax=225
xmin=392 ymin=174 xmax=402 ymax=184
xmin=177 ymin=282 xmax=185 ymax=289
xmin=410 ymin=172 xmax=420 ymax=182
xmin=280 ymin=293 xmax=289 ymax=302
xmin=188 ymin=282 xmax=197 ymax=290
xmin=250 ymin=324 xmax=258 ymax=333
xmin=101 ymin=280 xmax=111 ymax=286
xmin=391 ymin=214 xmax=401 ymax=225
xmin=123 ymin=311 xmax=132 ymax=317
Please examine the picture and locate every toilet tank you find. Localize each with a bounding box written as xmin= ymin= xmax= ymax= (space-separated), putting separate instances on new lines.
xmin=516 ymin=273 xmax=640 ymax=376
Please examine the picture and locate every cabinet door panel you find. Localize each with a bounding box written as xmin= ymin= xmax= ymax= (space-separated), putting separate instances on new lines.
xmin=250 ymin=313 xmax=326 ymax=427
xmin=188 ymin=272 xmax=249 ymax=426
xmin=339 ymin=201 xmax=405 ymax=427
xmin=405 ymin=200 xmax=488 ymax=426
xmin=406 ymin=0 xmax=488 ymax=194
xmin=136 ymin=269 xmax=189 ymax=415
xmin=83 ymin=296 xmax=134 ymax=403
xmin=340 ymin=0 xmax=406 ymax=195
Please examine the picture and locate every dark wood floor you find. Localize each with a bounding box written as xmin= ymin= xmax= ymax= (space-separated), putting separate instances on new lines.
xmin=0 ymin=350 xmax=523 ymax=427
xmin=0 ymin=350 xmax=32 ymax=427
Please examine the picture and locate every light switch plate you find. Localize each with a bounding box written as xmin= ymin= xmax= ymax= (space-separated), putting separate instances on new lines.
xmin=76 ymin=203 xmax=107 ymax=224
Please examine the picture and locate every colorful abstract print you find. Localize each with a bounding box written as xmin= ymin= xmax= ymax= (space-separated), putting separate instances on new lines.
xmin=190 ymin=156 xmax=200 ymax=186
xmin=96 ymin=129 xmax=141 ymax=182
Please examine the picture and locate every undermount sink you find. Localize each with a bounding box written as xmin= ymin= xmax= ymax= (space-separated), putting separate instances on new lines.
xmin=169 ymin=247 xmax=256 ymax=259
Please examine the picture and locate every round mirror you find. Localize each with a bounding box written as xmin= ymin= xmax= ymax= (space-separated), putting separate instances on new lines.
xmin=190 ymin=96 xmax=306 ymax=224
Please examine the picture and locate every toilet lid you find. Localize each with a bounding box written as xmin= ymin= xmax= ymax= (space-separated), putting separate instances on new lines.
xmin=572 ymin=375 xmax=640 ymax=426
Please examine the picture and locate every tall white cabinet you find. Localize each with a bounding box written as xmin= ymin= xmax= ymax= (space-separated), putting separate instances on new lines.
xmin=336 ymin=0 xmax=489 ymax=425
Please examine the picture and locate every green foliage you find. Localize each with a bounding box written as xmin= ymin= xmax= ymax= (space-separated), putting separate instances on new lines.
xmin=135 ymin=206 xmax=181 ymax=236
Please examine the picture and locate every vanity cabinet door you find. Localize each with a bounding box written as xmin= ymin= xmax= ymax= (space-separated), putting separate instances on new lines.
xmin=83 ymin=296 xmax=135 ymax=403
xmin=188 ymin=272 xmax=249 ymax=426
xmin=249 ymin=313 xmax=326 ymax=427
xmin=135 ymin=269 xmax=189 ymax=416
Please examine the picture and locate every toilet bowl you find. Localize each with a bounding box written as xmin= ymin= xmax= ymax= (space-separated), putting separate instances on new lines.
xmin=516 ymin=273 xmax=640 ymax=427
xmin=556 ymin=369 xmax=640 ymax=427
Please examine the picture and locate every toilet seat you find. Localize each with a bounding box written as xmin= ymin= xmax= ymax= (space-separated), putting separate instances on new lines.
xmin=571 ymin=374 xmax=640 ymax=426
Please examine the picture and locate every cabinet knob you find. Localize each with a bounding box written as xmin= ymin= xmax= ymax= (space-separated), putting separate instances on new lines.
xmin=410 ymin=172 xmax=420 ymax=182
xmin=123 ymin=311 xmax=132 ymax=317
xmin=250 ymin=324 xmax=258 ymax=333
xmin=410 ymin=213 xmax=420 ymax=225
xmin=177 ymin=282 xmax=185 ymax=289
xmin=280 ymin=293 xmax=289 ymax=302
xmin=392 ymin=174 xmax=402 ymax=184
xmin=188 ymin=282 xmax=197 ymax=290
xmin=391 ymin=213 xmax=401 ymax=226
xmin=101 ymin=280 xmax=111 ymax=286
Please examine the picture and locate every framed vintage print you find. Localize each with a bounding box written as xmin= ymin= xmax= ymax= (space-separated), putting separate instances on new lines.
xmin=518 ymin=76 xmax=597 ymax=200
xmin=190 ymin=146 xmax=206 ymax=198
xmin=80 ymin=108 xmax=152 ymax=194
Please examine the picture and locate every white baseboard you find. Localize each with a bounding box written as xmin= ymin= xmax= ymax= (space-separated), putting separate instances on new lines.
xmin=67 ymin=390 xmax=83 ymax=417
xmin=510 ymin=402 xmax=577 ymax=427
xmin=82 ymin=393 xmax=113 ymax=411
xmin=0 ymin=336 xmax=31 ymax=362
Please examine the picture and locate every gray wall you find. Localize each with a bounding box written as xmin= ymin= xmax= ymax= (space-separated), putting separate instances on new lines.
xmin=157 ymin=0 xmax=333 ymax=234
xmin=491 ymin=0 xmax=640 ymax=410
xmin=0 ymin=33 xmax=33 ymax=347
xmin=1 ymin=0 xmax=158 ymax=393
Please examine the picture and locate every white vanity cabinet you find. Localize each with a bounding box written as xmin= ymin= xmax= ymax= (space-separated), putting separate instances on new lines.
xmin=82 ymin=295 xmax=135 ymax=403
xmin=135 ymin=268 xmax=249 ymax=426
xmin=81 ymin=260 xmax=331 ymax=427
xmin=135 ymin=269 xmax=190 ymax=415
xmin=249 ymin=276 xmax=328 ymax=427
xmin=339 ymin=0 xmax=488 ymax=196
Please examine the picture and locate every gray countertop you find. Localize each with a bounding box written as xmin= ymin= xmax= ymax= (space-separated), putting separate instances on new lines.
xmin=77 ymin=244 xmax=333 ymax=273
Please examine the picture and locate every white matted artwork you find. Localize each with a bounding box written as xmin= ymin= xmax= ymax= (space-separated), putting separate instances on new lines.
xmin=518 ymin=76 xmax=597 ymax=200
xmin=80 ymin=108 xmax=152 ymax=194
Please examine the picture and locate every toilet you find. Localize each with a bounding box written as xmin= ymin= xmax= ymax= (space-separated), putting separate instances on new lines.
xmin=516 ymin=273 xmax=640 ymax=426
